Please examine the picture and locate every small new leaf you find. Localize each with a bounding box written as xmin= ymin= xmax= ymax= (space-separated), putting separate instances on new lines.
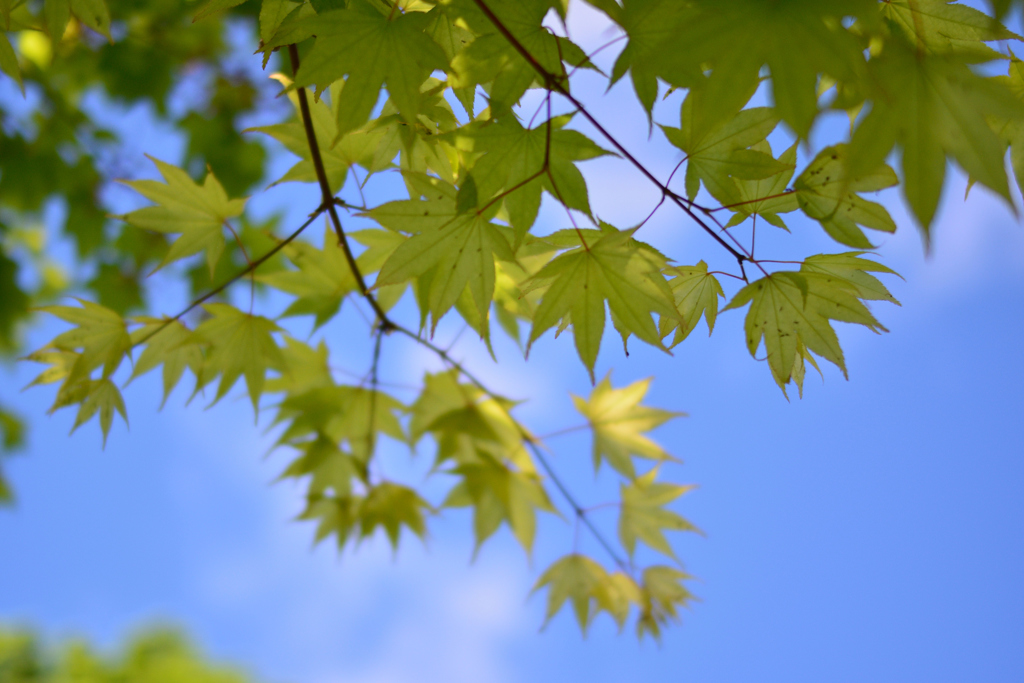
xmin=618 ymin=467 xmax=699 ymax=560
xmin=659 ymin=261 xmax=724 ymax=347
xmin=531 ymin=553 xmax=609 ymax=632
xmin=359 ymin=482 xmax=432 ymax=549
xmin=193 ymin=303 xmax=284 ymax=411
xmin=571 ymin=375 xmax=683 ymax=478
xmin=71 ymin=378 xmax=127 ymax=446
xmin=117 ymin=157 xmax=246 ymax=276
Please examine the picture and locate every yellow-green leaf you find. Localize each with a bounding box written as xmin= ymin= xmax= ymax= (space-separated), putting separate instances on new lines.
xmin=117 ymin=157 xmax=246 ymax=276
xmin=193 ymin=303 xmax=284 ymax=410
xmin=618 ymin=467 xmax=698 ymax=559
xmin=571 ymin=375 xmax=682 ymax=478
xmin=531 ymin=553 xmax=609 ymax=632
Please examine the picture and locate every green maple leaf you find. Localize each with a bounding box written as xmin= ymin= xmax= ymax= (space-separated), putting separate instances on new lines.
xmin=594 ymin=571 xmax=642 ymax=632
xmin=849 ymin=38 xmax=1024 ymax=234
xmin=70 ymin=378 xmax=127 ymax=446
xmin=300 ymin=493 xmax=361 ymax=549
xmin=448 ymin=0 xmax=566 ymax=109
xmin=721 ymin=141 xmax=800 ymax=229
xmin=524 ymin=228 xmax=679 ymax=381
xmin=801 ymin=252 xmax=901 ymax=305
xmin=724 ymin=270 xmax=887 ymax=392
xmin=23 ymin=349 xmax=79 ymax=392
xmin=652 ymin=0 xmax=872 ymax=136
xmin=39 ymin=299 xmax=131 ymax=383
xmin=358 ymin=482 xmax=432 ymax=549
xmin=992 ymin=56 xmax=1024 ymax=203
xmin=192 ymin=303 xmax=284 ymax=410
xmin=444 ymin=456 xmax=554 ymax=553
xmin=259 ymin=223 xmax=358 ymax=328
xmin=275 ymin=384 xmax=406 ymax=462
xmin=450 ymin=114 xmax=611 ymax=246
xmin=572 ymin=375 xmax=682 ymax=478
xmin=659 ymin=261 xmax=724 ymax=347
xmin=280 ymin=435 xmax=362 ymax=498
xmin=618 ymin=467 xmax=698 ymax=560
xmin=531 ymin=553 xmax=609 ymax=631
xmin=881 ymin=0 xmax=1021 ymax=60
xmin=264 ymin=337 xmax=333 ymax=396
xmin=369 ymin=181 xmax=514 ymax=334
xmin=793 ymin=145 xmax=899 ymax=248
xmin=610 ymin=0 xmax=700 ymax=116
xmin=409 ymin=371 xmax=534 ymax=471
xmin=364 ymin=78 xmax=462 ymax=195
xmin=662 ymin=105 xmax=788 ymax=203
xmin=250 ymin=76 xmax=393 ymax=193
xmin=129 ymin=318 xmax=205 ymax=405
xmin=636 ymin=565 xmax=695 ymax=641
xmin=117 ymin=157 xmax=246 ymax=276
xmin=259 ymin=0 xmax=293 ymax=44
xmin=291 ymin=4 xmax=449 ymax=136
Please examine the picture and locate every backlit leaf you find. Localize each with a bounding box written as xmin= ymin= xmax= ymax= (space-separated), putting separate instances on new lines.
xmin=572 ymin=375 xmax=682 ymax=478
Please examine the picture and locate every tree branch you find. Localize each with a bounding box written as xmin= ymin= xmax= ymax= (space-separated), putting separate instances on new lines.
xmin=469 ymin=0 xmax=749 ymax=265
xmin=287 ymin=44 xmax=394 ymax=329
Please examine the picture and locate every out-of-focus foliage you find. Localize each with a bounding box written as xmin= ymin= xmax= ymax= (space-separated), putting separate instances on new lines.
xmin=3 ymin=0 xmax=1022 ymax=639
xmin=0 ymin=626 xmax=258 ymax=683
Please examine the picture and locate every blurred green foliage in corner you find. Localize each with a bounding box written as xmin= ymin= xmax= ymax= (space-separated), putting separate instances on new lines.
xmin=0 ymin=626 xmax=261 ymax=683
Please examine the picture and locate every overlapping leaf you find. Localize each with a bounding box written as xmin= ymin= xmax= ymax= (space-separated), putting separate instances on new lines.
xmin=448 ymin=0 xmax=567 ymax=109
xmin=662 ymin=105 xmax=788 ymax=203
xmin=449 ymin=114 xmax=610 ymax=246
xmin=849 ymin=38 xmax=1024 ymax=234
xmin=444 ymin=456 xmax=554 ymax=552
xmin=117 ymin=158 xmax=246 ymax=276
xmin=524 ymin=228 xmax=680 ymax=381
xmin=38 ymin=299 xmax=130 ymax=384
xmin=881 ymin=0 xmax=1020 ymax=60
xmin=369 ymin=180 xmax=514 ymax=333
xmin=794 ymin=145 xmax=898 ymax=248
xmin=618 ymin=467 xmax=698 ymax=559
xmin=192 ymin=303 xmax=284 ymax=410
xmin=129 ymin=318 xmax=204 ymax=405
xmin=291 ymin=4 xmax=449 ymax=136
xmin=259 ymin=223 xmax=357 ymax=328
xmin=659 ymin=261 xmax=724 ymax=347
xmin=721 ymin=141 xmax=800 ymax=229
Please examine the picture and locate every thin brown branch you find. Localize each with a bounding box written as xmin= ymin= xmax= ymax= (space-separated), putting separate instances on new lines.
xmin=708 ymin=190 xmax=795 ymax=213
xmin=222 ymin=219 xmax=256 ymax=312
xmin=133 ymin=208 xmax=325 ymax=348
xmin=287 ymin=44 xmax=394 ymax=330
xmin=468 ymin=0 xmax=748 ymax=265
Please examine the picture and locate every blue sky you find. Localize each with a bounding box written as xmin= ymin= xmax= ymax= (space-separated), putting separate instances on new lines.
xmin=2 ymin=3 xmax=1024 ymax=682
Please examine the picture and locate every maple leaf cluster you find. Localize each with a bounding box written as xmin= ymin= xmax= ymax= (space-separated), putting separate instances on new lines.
xmin=4 ymin=0 xmax=1023 ymax=637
